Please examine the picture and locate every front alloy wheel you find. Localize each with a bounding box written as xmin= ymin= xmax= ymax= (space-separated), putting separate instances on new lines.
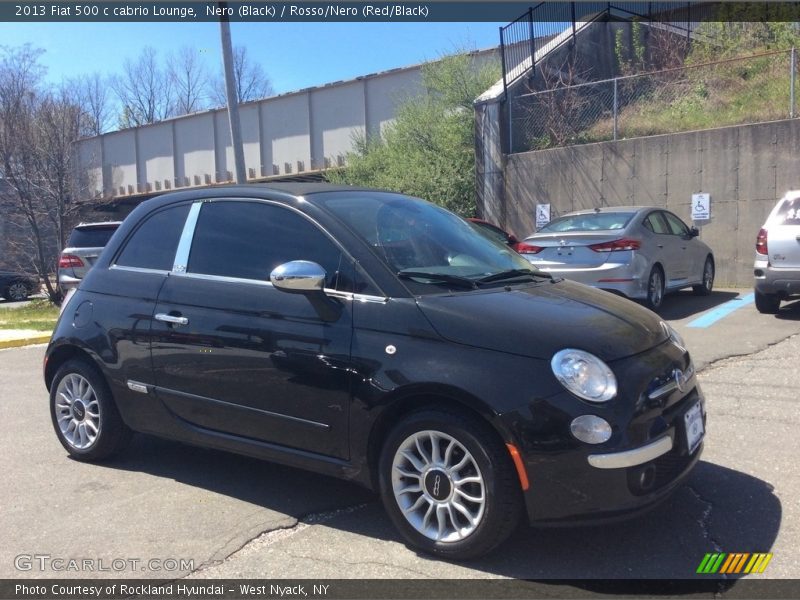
xmin=379 ymin=409 xmax=522 ymax=560
xmin=391 ymin=430 xmax=486 ymax=543
xmin=50 ymin=359 xmax=132 ymax=460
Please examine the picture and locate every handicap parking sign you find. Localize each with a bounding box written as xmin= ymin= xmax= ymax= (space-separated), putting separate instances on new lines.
xmin=692 ymin=193 xmax=710 ymax=221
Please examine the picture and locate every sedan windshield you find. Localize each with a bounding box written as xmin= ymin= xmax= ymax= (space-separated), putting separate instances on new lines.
xmin=317 ymin=192 xmax=536 ymax=291
xmin=538 ymin=212 xmax=634 ymax=233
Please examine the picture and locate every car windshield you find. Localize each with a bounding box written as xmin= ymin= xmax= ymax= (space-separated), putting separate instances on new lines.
xmin=317 ymin=192 xmax=536 ymax=291
xmin=538 ymin=212 xmax=633 ymax=233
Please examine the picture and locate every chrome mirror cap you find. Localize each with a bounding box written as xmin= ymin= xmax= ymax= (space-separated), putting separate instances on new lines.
xmin=270 ymin=260 xmax=326 ymax=293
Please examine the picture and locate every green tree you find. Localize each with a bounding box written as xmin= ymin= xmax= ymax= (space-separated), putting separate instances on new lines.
xmin=328 ymin=51 xmax=500 ymax=217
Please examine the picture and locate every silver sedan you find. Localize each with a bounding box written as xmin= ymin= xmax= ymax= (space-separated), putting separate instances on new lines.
xmin=519 ymin=207 xmax=715 ymax=310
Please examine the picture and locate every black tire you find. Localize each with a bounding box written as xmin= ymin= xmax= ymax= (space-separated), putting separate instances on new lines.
xmin=5 ymin=281 xmax=30 ymax=301
xmin=643 ymin=266 xmax=665 ymax=311
xmin=693 ymin=256 xmax=714 ymax=296
xmin=378 ymin=408 xmax=523 ymax=560
xmin=49 ymin=359 xmax=132 ymax=461
xmin=755 ymin=290 xmax=781 ymax=314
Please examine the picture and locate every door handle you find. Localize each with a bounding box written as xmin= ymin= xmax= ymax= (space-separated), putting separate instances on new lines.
xmin=155 ymin=313 xmax=189 ymax=326
xmin=657 ymin=244 xmax=664 ymax=248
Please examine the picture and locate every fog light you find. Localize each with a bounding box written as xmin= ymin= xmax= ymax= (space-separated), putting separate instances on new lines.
xmin=570 ymin=415 xmax=612 ymax=444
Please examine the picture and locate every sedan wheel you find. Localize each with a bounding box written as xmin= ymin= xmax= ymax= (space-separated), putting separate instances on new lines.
xmin=644 ymin=267 xmax=664 ymax=311
xmin=379 ymin=409 xmax=522 ymax=560
xmin=50 ymin=359 xmax=132 ymax=460
xmin=693 ymin=257 xmax=714 ymax=296
xmin=6 ymin=281 xmax=29 ymax=301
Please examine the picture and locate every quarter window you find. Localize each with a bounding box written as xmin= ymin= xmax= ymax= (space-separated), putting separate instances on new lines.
xmin=187 ymin=201 xmax=345 ymax=288
xmin=116 ymin=204 xmax=191 ymax=271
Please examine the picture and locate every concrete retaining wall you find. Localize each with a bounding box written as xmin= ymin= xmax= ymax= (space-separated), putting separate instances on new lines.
xmin=501 ymin=118 xmax=800 ymax=287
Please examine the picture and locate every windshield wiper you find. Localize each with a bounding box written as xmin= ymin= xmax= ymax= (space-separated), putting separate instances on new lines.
xmin=397 ymin=270 xmax=478 ymax=289
xmin=476 ymin=268 xmax=551 ymax=284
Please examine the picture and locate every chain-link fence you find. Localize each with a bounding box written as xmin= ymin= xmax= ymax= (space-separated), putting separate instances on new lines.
xmin=510 ymin=49 xmax=797 ymax=153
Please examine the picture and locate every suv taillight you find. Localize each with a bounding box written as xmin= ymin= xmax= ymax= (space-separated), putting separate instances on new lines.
xmin=58 ymin=254 xmax=84 ymax=269
xmin=589 ymin=238 xmax=641 ymax=252
xmin=755 ymin=228 xmax=768 ymax=255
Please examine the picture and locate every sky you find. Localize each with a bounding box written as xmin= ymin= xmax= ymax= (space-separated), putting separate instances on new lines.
xmin=0 ymin=21 xmax=508 ymax=95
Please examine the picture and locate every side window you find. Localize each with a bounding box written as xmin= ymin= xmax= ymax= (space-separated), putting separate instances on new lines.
xmin=187 ymin=201 xmax=347 ymax=289
xmin=116 ymin=204 xmax=191 ymax=271
xmin=663 ymin=212 xmax=690 ymax=237
xmin=644 ymin=212 xmax=669 ymax=234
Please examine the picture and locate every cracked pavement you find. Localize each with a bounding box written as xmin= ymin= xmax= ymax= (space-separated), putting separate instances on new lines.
xmin=1 ymin=291 xmax=798 ymax=581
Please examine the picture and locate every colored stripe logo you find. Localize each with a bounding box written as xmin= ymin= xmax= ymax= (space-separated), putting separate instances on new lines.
xmin=696 ymin=553 xmax=773 ymax=574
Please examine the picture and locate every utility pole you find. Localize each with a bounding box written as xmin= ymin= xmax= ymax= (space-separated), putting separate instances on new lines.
xmin=219 ymin=1 xmax=246 ymax=184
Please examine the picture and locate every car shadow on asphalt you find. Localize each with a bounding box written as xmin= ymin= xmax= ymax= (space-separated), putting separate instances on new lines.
xmin=91 ymin=436 xmax=780 ymax=584
xmin=775 ymin=299 xmax=800 ymax=321
xmin=86 ymin=434 xmax=377 ymax=517
xmin=657 ymin=290 xmax=741 ymax=321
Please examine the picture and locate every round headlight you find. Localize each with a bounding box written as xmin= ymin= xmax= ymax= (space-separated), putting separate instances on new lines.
xmin=551 ymin=349 xmax=617 ymax=403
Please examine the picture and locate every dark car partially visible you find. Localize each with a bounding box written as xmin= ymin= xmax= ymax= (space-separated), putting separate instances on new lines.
xmin=0 ymin=270 xmax=39 ymax=302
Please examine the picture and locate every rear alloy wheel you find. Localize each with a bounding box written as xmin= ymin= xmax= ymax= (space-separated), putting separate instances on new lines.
xmin=644 ymin=267 xmax=665 ymax=311
xmin=379 ymin=409 xmax=522 ymax=560
xmin=50 ymin=359 xmax=132 ymax=461
xmin=693 ymin=257 xmax=714 ymax=296
xmin=755 ymin=290 xmax=781 ymax=314
xmin=6 ymin=281 xmax=30 ymax=301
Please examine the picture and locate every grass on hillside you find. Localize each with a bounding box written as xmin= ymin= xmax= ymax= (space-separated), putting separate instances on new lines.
xmin=526 ymin=51 xmax=794 ymax=150
xmin=0 ymin=300 xmax=59 ymax=332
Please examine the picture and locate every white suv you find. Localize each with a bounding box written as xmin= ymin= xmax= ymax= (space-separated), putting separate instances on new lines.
xmin=754 ymin=192 xmax=800 ymax=313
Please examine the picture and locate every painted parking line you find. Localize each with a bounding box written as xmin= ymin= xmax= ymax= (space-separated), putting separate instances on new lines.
xmin=687 ymin=293 xmax=755 ymax=328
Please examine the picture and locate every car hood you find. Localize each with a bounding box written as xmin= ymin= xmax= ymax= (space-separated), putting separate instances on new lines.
xmin=415 ymin=279 xmax=667 ymax=362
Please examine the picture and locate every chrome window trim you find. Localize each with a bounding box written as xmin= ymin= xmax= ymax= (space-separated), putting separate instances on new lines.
xmin=587 ymin=435 xmax=673 ymax=469
xmin=324 ymin=289 xmax=389 ymax=304
xmin=168 ymin=270 xmax=389 ymax=303
xmin=110 ymin=265 xmax=171 ymax=276
xmin=172 ymin=202 xmax=202 ymax=273
xmin=172 ymin=271 xmax=273 ymax=287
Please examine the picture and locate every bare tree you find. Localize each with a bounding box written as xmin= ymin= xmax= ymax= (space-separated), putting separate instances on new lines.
xmin=523 ymin=53 xmax=592 ymax=149
xmin=68 ymin=72 xmax=112 ymax=136
xmin=112 ymin=46 xmax=174 ymax=127
xmin=212 ymin=46 xmax=273 ymax=105
xmin=169 ymin=46 xmax=210 ymax=115
xmin=0 ymin=45 xmax=89 ymax=302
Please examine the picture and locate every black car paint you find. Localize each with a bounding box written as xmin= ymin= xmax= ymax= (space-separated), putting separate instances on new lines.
xmin=45 ymin=184 xmax=703 ymax=524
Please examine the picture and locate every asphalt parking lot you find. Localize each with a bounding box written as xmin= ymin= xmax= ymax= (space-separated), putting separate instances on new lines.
xmin=1 ymin=289 xmax=799 ymax=584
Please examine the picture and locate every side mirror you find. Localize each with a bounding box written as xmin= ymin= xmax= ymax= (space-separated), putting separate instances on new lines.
xmin=689 ymin=227 xmax=700 ymax=238
xmin=270 ymin=260 xmax=342 ymax=322
xmin=507 ymin=234 xmax=520 ymax=245
xmin=270 ymin=260 xmax=326 ymax=293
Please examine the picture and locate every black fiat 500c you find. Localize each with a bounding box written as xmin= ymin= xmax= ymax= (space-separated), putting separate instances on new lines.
xmin=45 ymin=184 xmax=705 ymax=560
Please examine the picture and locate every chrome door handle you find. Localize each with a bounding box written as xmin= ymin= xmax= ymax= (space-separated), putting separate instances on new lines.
xmin=155 ymin=313 xmax=189 ymax=326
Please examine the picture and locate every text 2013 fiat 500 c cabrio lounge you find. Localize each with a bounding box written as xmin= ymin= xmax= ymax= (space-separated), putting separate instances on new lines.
xmin=45 ymin=184 xmax=705 ymax=560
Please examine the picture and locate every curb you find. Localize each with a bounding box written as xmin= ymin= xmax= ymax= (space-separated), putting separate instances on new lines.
xmin=0 ymin=334 xmax=51 ymax=350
